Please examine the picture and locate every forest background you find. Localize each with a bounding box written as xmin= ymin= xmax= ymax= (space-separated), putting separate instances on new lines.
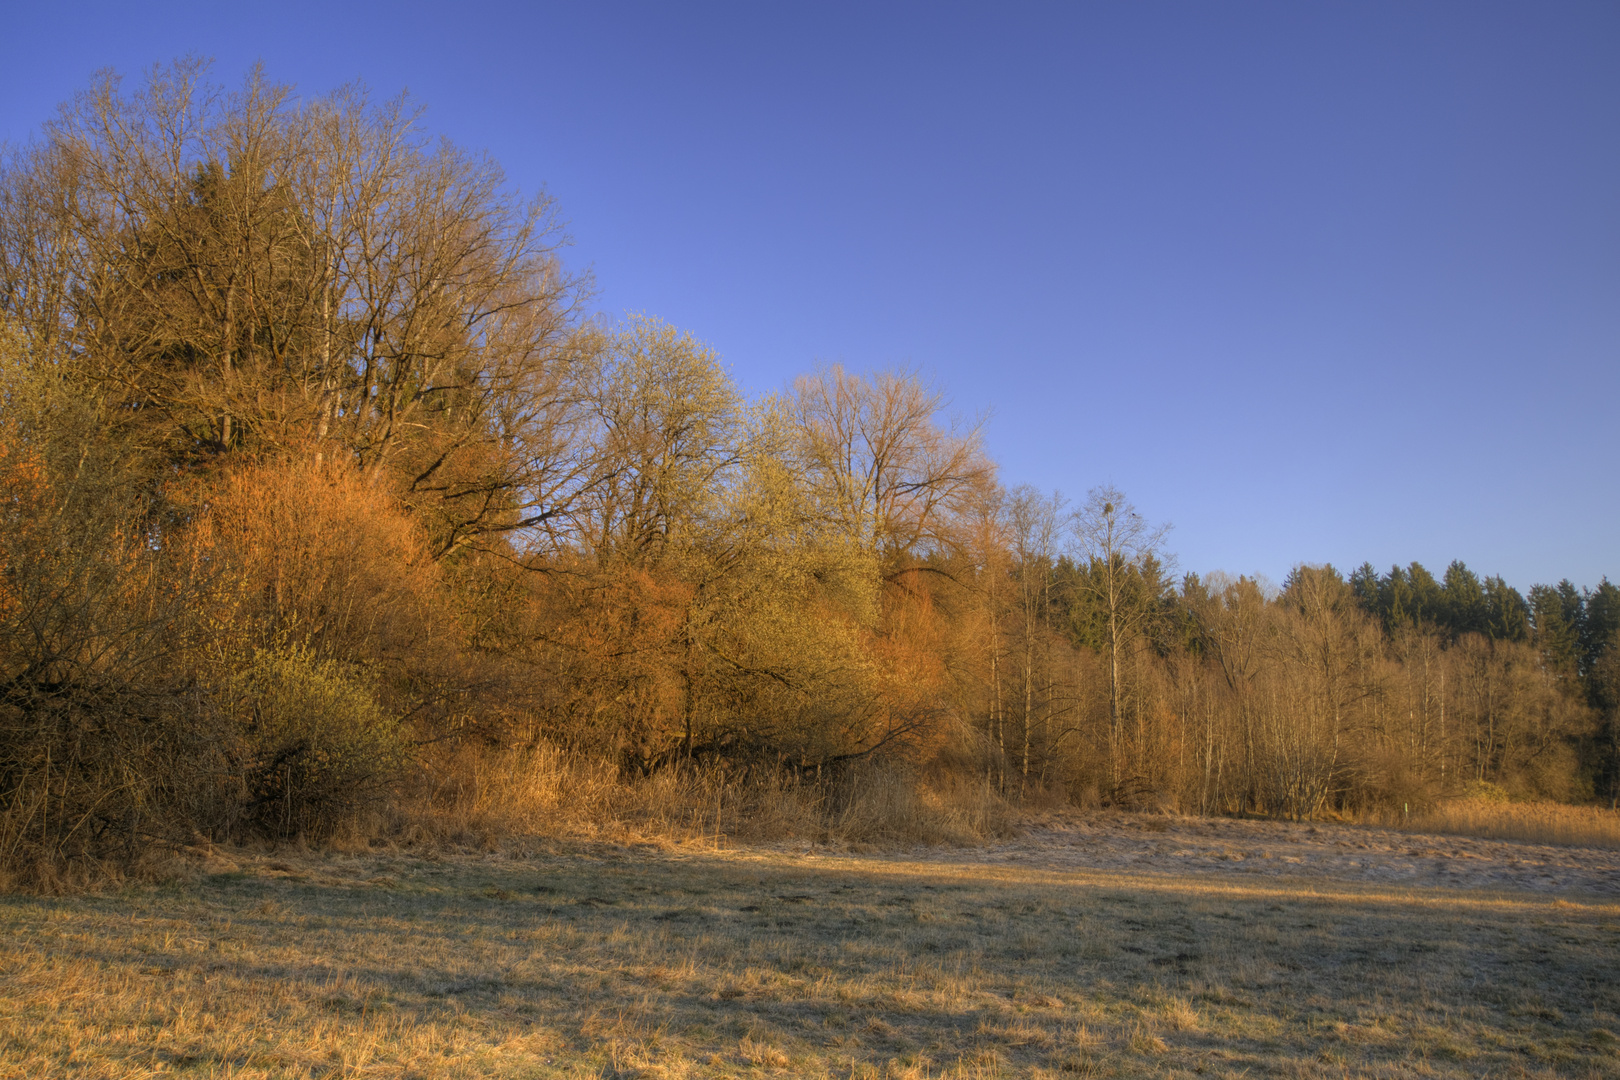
xmin=1 ymin=65 xmax=1615 ymax=882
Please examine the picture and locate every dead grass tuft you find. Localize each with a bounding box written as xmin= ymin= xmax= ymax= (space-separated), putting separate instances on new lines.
xmin=739 ymin=1035 xmax=790 ymax=1067
xmin=1158 ymin=995 xmax=1200 ymax=1032
xmin=1127 ymin=1020 xmax=1168 ymax=1054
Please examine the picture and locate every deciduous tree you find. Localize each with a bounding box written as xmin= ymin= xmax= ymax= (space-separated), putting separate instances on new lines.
xmin=1066 ymin=485 xmax=1170 ymax=787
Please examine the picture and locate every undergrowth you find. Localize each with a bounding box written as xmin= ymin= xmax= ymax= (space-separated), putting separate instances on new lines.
xmin=397 ymin=742 xmax=1016 ymax=853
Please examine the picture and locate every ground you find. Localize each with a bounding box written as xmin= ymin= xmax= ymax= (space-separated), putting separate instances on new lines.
xmin=962 ymin=809 xmax=1620 ymax=896
xmin=2 ymin=813 xmax=1617 ymax=1079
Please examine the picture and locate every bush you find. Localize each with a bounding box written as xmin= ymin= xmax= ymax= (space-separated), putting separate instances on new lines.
xmin=222 ymin=650 xmax=408 ymax=842
xmin=1457 ymin=779 xmax=1512 ymax=804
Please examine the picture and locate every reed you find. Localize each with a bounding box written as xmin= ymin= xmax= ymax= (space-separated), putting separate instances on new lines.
xmin=1398 ymin=798 xmax=1620 ymax=849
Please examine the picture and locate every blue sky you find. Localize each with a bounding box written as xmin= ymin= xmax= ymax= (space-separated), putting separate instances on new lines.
xmin=4 ymin=2 xmax=1616 ymax=592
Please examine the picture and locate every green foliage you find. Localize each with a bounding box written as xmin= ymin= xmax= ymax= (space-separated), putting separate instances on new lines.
xmin=1349 ymin=563 xmax=1380 ymax=614
xmin=1482 ymin=575 xmax=1531 ymax=642
xmin=1580 ymin=580 xmax=1620 ymax=674
xmin=1350 ymin=560 xmax=1533 ymax=645
xmin=1530 ymin=580 xmax=1586 ymax=674
xmin=1442 ymin=561 xmax=1487 ymax=637
xmin=1055 ymin=554 xmax=1175 ymax=653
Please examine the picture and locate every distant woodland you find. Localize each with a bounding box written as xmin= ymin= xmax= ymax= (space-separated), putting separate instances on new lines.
xmin=2 ymin=65 xmax=1615 ymax=875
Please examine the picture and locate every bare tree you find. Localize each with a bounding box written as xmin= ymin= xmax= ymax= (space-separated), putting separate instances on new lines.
xmin=1005 ymin=485 xmax=1065 ymax=791
xmin=785 ymin=366 xmax=990 ymax=571
xmin=1067 ymin=485 xmax=1170 ymax=787
xmin=572 ymin=317 xmax=743 ymax=568
xmin=1185 ymin=572 xmax=1271 ymax=812
xmin=1262 ymin=565 xmax=1380 ymax=818
xmin=957 ymin=483 xmax=1011 ymax=786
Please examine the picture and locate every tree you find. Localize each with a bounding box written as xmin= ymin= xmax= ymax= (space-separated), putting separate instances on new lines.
xmin=1580 ymin=579 xmax=1620 ymax=675
xmin=1590 ymin=637 xmax=1620 ymax=808
xmin=1529 ymin=581 xmax=1585 ymax=676
xmin=1004 ymin=485 xmax=1065 ymax=790
xmin=0 ymin=60 xmax=592 ymax=562
xmin=1579 ymin=581 xmax=1620 ymax=805
xmin=1265 ymin=564 xmax=1379 ymax=818
xmin=784 ymin=366 xmax=989 ymax=571
xmin=1185 ymin=572 xmax=1271 ymax=811
xmin=568 ymin=317 xmax=749 ymax=763
xmin=1066 ymin=485 xmax=1170 ymax=787
xmin=0 ymin=319 xmax=227 ymax=865
xmin=1349 ymin=563 xmax=1381 ymax=616
xmin=1482 ymin=575 xmax=1531 ymax=642
xmin=572 ymin=317 xmax=743 ymax=568
xmin=956 ymin=483 xmax=1013 ymax=785
xmin=1441 ymin=561 xmax=1488 ymax=639
xmin=518 ymin=331 xmax=903 ymax=771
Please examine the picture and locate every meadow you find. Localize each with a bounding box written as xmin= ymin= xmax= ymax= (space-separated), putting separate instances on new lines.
xmin=2 ymin=831 xmax=1617 ymax=1079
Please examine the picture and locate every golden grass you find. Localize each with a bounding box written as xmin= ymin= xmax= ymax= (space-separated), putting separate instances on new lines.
xmin=1394 ymin=798 xmax=1620 ymax=850
xmin=401 ymin=743 xmax=1013 ymax=852
xmin=2 ymin=843 xmax=1617 ymax=1078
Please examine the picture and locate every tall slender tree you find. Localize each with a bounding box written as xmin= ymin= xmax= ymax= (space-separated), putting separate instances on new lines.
xmin=1067 ymin=485 xmax=1170 ymax=787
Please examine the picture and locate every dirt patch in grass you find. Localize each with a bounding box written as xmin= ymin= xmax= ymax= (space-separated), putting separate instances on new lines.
xmin=1 ymin=825 xmax=1617 ymax=1078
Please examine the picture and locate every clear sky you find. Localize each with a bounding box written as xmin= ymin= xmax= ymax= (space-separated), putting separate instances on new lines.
xmin=3 ymin=2 xmax=1616 ymax=593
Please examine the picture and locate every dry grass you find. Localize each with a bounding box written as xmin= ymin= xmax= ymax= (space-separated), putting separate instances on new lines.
xmin=2 ymin=841 xmax=1617 ymax=1078
xmin=400 ymin=743 xmax=1013 ymax=852
xmin=1386 ymin=798 xmax=1620 ymax=850
xmin=0 ymin=743 xmax=1013 ymax=892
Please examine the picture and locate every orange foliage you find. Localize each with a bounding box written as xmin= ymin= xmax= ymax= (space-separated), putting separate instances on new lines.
xmin=178 ymin=457 xmax=446 ymax=660
xmin=523 ymin=560 xmax=696 ymax=756
xmin=870 ymin=574 xmax=955 ymax=759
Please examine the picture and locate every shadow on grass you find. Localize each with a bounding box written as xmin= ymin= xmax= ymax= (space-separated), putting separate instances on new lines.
xmin=2 ymin=847 xmax=1616 ymax=1078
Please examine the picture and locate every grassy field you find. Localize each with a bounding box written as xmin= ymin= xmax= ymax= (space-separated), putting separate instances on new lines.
xmin=2 ymin=842 xmax=1617 ymax=1079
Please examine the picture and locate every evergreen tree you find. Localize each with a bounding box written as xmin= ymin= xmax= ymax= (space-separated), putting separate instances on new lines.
xmin=1580 ymin=579 xmax=1620 ymax=675
xmin=1482 ymin=575 xmax=1531 ymax=642
xmin=1529 ymin=581 xmax=1585 ymax=674
xmin=1405 ymin=562 xmax=1445 ymax=627
xmin=1349 ymin=563 xmax=1381 ymax=617
xmin=1441 ymin=561 xmax=1488 ymax=639
xmin=1377 ymin=564 xmax=1413 ymax=630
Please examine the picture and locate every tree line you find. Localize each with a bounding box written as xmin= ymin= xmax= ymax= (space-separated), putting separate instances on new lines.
xmin=0 ymin=63 xmax=1613 ymax=873
xmin=962 ymin=524 xmax=1619 ymax=818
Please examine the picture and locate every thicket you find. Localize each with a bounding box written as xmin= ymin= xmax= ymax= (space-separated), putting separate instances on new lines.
xmin=0 ymin=63 xmax=1613 ymax=882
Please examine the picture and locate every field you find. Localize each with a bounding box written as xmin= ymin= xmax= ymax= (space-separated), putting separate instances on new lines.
xmin=2 ymin=819 xmax=1618 ymax=1079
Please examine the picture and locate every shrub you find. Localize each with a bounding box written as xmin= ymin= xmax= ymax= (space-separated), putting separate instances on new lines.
xmin=1457 ymin=779 xmax=1512 ymax=804
xmin=222 ymin=650 xmax=408 ymax=842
